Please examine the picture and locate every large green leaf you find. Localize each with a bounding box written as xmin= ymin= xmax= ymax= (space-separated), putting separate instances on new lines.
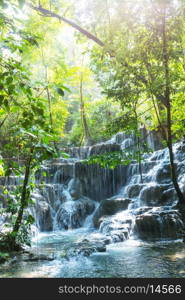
xmin=56 ymin=87 xmax=65 ymax=96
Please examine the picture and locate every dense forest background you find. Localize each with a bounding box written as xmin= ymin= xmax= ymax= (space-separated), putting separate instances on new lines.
xmin=0 ymin=0 xmax=185 ymax=253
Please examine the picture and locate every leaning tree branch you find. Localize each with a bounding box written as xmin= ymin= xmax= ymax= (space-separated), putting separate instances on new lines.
xmin=27 ymin=3 xmax=104 ymax=47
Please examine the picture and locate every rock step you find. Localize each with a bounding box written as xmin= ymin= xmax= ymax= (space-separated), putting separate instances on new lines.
xmin=134 ymin=208 xmax=185 ymax=239
xmin=93 ymin=198 xmax=132 ymax=228
xmin=124 ymin=182 xmax=173 ymax=199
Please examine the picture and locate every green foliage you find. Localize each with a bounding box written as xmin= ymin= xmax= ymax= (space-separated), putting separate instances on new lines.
xmin=0 ymin=0 xmax=63 ymax=251
xmin=0 ymin=0 xmax=185 ymax=249
xmin=85 ymin=143 xmax=152 ymax=169
xmin=68 ymin=97 xmax=120 ymax=145
xmin=0 ymin=122 xmax=58 ymax=251
xmin=0 ymin=158 xmax=4 ymax=175
xmin=0 ymin=231 xmax=21 ymax=252
xmin=0 ymin=251 xmax=10 ymax=263
xmin=85 ymin=151 xmax=132 ymax=169
xmin=90 ymin=0 xmax=185 ymax=141
xmin=56 ymin=87 xmax=65 ymax=96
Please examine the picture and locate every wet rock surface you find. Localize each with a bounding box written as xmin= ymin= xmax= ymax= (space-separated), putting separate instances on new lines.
xmin=139 ymin=184 xmax=176 ymax=206
xmin=93 ymin=198 xmax=132 ymax=228
xmin=22 ymin=253 xmax=55 ymax=262
xmin=67 ymin=178 xmax=82 ymax=200
xmin=134 ymin=208 xmax=185 ymax=239
xmin=55 ymin=197 xmax=95 ymax=230
xmin=99 ymin=212 xmax=134 ymax=242
xmin=68 ymin=239 xmax=107 ymax=257
xmin=64 ymin=142 xmax=121 ymax=160
xmin=75 ymin=162 xmax=127 ymax=201
xmin=34 ymin=200 xmax=53 ymax=232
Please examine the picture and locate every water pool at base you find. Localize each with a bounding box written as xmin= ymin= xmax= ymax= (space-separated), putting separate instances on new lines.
xmin=0 ymin=229 xmax=185 ymax=278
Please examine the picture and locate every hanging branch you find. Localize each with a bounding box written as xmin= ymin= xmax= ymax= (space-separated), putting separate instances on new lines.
xmin=27 ymin=3 xmax=104 ymax=47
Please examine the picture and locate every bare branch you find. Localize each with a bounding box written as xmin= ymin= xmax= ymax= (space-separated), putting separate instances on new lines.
xmin=27 ymin=3 xmax=104 ymax=47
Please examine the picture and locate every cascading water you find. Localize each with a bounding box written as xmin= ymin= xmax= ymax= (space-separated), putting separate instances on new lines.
xmin=1 ymin=131 xmax=185 ymax=278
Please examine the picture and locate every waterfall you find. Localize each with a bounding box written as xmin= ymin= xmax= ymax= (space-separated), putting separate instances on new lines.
xmin=83 ymin=201 xmax=99 ymax=229
xmin=1 ymin=131 xmax=185 ymax=244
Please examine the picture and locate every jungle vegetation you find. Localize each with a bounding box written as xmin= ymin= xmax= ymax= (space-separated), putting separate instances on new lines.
xmin=0 ymin=0 xmax=185 ymax=253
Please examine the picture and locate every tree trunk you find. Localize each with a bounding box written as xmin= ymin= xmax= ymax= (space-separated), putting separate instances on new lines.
xmin=137 ymin=135 xmax=143 ymax=184
xmin=43 ymin=63 xmax=59 ymax=153
xmin=12 ymin=149 xmax=33 ymax=244
xmin=166 ymin=104 xmax=185 ymax=205
xmin=133 ymin=109 xmax=143 ymax=183
xmin=161 ymin=3 xmax=185 ymax=205
xmin=80 ymin=73 xmax=92 ymax=145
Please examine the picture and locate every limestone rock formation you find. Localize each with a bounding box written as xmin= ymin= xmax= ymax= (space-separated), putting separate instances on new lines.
xmin=93 ymin=198 xmax=132 ymax=228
